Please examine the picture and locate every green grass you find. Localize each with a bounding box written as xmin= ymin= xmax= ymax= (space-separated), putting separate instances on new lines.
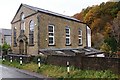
xmin=2 ymin=60 xmax=119 ymax=78
xmin=0 ymin=59 xmax=2 ymax=64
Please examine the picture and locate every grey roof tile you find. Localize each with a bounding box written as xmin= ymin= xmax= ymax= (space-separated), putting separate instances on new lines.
xmin=39 ymin=48 xmax=104 ymax=56
xmin=23 ymin=4 xmax=81 ymax=22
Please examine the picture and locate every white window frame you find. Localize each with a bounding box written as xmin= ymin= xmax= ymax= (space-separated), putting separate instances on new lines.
xmin=30 ymin=20 xmax=34 ymax=31
xmin=78 ymin=29 xmax=82 ymax=45
xmin=20 ymin=13 xmax=25 ymax=32
xmin=48 ymin=25 xmax=55 ymax=45
xmin=21 ymin=13 xmax=25 ymax=21
xmin=29 ymin=20 xmax=34 ymax=45
xmin=13 ymin=27 xmax=17 ymax=46
xmin=66 ymin=27 xmax=71 ymax=45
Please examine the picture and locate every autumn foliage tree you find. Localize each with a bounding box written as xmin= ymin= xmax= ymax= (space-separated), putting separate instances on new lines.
xmin=111 ymin=11 xmax=120 ymax=50
xmin=73 ymin=1 xmax=120 ymax=52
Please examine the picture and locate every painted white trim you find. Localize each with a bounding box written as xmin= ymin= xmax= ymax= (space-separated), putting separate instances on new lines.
xmin=78 ymin=29 xmax=82 ymax=45
xmin=48 ymin=25 xmax=55 ymax=45
xmin=87 ymin=26 xmax=91 ymax=47
xmin=65 ymin=27 xmax=71 ymax=45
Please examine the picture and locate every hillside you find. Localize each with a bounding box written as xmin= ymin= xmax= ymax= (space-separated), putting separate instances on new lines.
xmin=73 ymin=1 xmax=120 ymax=53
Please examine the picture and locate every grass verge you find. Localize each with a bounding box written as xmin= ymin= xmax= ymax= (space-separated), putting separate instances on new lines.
xmin=0 ymin=59 xmax=2 ymax=64
xmin=2 ymin=60 xmax=119 ymax=78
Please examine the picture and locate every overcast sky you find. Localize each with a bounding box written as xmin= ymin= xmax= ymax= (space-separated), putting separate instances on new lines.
xmin=0 ymin=0 xmax=109 ymax=29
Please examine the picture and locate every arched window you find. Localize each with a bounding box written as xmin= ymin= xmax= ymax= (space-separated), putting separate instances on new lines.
xmin=30 ymin=20 xmax=34 ymax=31
xmin=20 ymin=13 xmax=25 ymax=33
xmin=29 ymin=20 xmax=34 ymax=45
xmin=21 ymin=13 xmax=25 ymax=21
xmin=14 ymin=27 xmax=17 ymax=46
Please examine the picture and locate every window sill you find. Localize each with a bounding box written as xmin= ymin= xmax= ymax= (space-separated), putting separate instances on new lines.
xmin=78 ymin=44 xmax=83 ymax=46
xmin=48 ymin=44 xmax=55 ymax=46
xmin=29 ymin=44 xmax=34 ymax=46
xmin=65 ymin=44 xmax=72 ymax=46
xmin=13 ymin=46 xmax=17 ymax=47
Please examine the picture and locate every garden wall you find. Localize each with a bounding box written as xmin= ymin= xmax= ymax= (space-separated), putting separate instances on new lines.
xmin=46 ymin=53 xmax=120 ymax=74
xmin=4 ymin=52 xmax=120 ymax=74
xmin=82 ymin=57 xmax=120 ymax=74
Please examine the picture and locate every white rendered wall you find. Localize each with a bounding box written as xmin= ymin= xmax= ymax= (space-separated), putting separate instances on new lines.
xmin=87 ymin=26 xmax=91 ymax=47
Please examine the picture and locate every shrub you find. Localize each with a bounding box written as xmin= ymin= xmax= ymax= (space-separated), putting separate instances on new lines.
xmin=2 ymin=42 xmax=11 ymax=55
xmin=32 ymin=55 xmax=47 ymax=64
xmin=2 ymin=60 xmax=119 ymax=78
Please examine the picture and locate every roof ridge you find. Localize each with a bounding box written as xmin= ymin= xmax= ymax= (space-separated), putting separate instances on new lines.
xmin=22 ymin=3 xmax=81 ymax=22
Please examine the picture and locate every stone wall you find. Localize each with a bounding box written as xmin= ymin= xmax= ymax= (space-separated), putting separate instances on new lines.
xmin=5 ymin=52 xmax=120 ymax=74
xmin=47 ymin=55 xmax=76 ymax=67
xmin=46 ymin=53 xmax=120 ymax=74
xmin=11 ymin=5 xmax=87 ymax=55
xmin=39 ymin=12 xmax=87 ymax=49
xmin=82 ymin=57 xmax=120 ymax=74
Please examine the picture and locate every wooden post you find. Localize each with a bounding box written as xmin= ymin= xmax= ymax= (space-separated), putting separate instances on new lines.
xmin=20 ymin=57 xmax=22 ymax=65
xmin=67 ymin=61 xmax=70 ymax=77
xmin=10 ymin=56 xmax=12 ymax=63
xmin=2 ymin=57 xmax=5 ymax=62
xmin=38 ymin=58 xmax=41 ymax=69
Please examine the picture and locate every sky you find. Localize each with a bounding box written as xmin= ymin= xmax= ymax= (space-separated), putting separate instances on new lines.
xmin=0 ymin=0 xmax=109 ymax=29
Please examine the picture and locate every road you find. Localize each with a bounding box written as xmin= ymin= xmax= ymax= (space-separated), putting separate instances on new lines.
xmin=0 ymin=63 xmax=50 ymax=80
xmin=0 ymin=65 xmax=38 ymax=78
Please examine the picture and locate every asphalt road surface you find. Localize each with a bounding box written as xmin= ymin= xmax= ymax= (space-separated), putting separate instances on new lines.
xmin=0 ymin=64 xmax=52 ymax=80
xmin=0 ymin=65 xmax=37 ymax=78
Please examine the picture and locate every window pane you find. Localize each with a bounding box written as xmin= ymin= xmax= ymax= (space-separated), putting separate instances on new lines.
xmin=14 ymin=27 xmax=17 ymax=46
xmin=21 ymin=13 xmax=25 ymax=21
xmin=78 ymin=36 xmax=82 ymax=38
xmin=66 ymin=38 xmax=70 ymax=44
xmin=66 ymin=27 xmax=70 ymax=45
xmin=30 ymin=20 xmax=34 ymax=31
xmin=29 ymin=34 xmax=34 ymax=45
xmin=78 ymin=29 xmax=82 ymax=45
xmin=79 ymin=39 xmax=82 ymax=44
xmin=21 ymin=23 xmax=24 ymax=30
xmin=48 ymin=26 xmax=53 ymax=32
xmin=29 ymin=30 xmax=34 ymax=34
xmin=49 ymin=37 xmax=53 ymax=44
xmin=48 ymin=25 xmax=54 ymax=45
xmin=66 ymin=29 xmax=69 ymax=33
xmin=29 ymin=20 xmax=34 ymax=45
xmin=79 ymin=29 xmax=82 ymax=35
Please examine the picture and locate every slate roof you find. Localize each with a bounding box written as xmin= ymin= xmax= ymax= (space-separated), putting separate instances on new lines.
xmin=39 ymin=48 xmax=104 ymax=56
xmin=22 ymin=4 xmax=81 ymax=22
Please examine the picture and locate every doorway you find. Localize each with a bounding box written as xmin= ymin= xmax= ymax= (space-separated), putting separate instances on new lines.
xmin=19 ymin=40 xmax=24 ymax=54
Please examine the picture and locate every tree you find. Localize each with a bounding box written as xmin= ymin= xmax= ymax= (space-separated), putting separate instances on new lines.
xmin=2 ymin=42 xmax=11 ymax=55
xmin=104 ymin=36 xmax=118 ymax=52
xmin=103 ymin=22 xmax=112 ymax=37
xmin=84 ymin=5 xmax=100 ymax=26
xmin=100 ymin=42 xmax=111 ymax=53
xmin=92 ymin=33 xmax=104 ymax=49
xmin=73 ymin=1 xmax=120 ymax=50
xmin=73 ymin=12 xmax=84 ymax=21
xmin=111 ymin=11 xmax=120 ymax=50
